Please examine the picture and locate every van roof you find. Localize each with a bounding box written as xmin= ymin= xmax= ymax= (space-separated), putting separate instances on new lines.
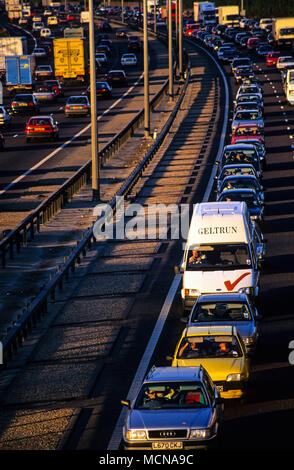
xmin=187 ymin=202 xmax=251 ymax=245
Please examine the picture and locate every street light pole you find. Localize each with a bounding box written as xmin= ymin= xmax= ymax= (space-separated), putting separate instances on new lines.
xmin=121 ymin=0 xmax=124 ymax=23
xmin=168 ymin=0 xmax=173 ymax=102
xmin=154 ymin=0 xmax=157 ymax=34
xmin=89 ymin=0 xmax=100 ymax=201
xmin=178 ymin=0 xmax=183 ymax=79
xmin=143 ymin=0 xmax=150 ymax=138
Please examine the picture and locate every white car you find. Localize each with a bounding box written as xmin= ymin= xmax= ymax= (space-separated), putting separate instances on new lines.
xmin=40 ymin=28 xmax=51 ymax=38
xmin=276 ymin=56 xmax=294 ymax=70
xmin=120 ymin=53 xmax=137 ymax=66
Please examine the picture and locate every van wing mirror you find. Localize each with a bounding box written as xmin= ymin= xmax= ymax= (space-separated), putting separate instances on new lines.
xmin=174 ymin=265 xmax=183 ymax=275
xmin=121 ymin=399 xmax=131 ymax=408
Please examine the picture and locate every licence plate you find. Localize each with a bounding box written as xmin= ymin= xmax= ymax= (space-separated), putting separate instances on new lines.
xmin=39 ymin=95 xmax=47 ymax=98
xmin=152 ymin=442 xmax=183 ymax=450
xmin=36 ymin=127 xmax=46 ymax=131
xmin=19 ymin=103 xmax=27 ymax=106
xmin=72 ymin=106 xmax=82 ymax=109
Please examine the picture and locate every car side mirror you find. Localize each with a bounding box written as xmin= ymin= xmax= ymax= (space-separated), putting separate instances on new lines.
xmin=166 ymin=355 xmax=173 ymax=362
xmin=121 ymin=399 xmax=131 ymax=408
xmin=180 ymin=317 xmax=188 ymax=324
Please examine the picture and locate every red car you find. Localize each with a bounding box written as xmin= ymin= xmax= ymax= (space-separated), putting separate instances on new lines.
xmin=106 ymin=70 xmax=128 ymax=87
xmin=25 ymin=115 xmax=59 ymax=142
xmin=231 ymin=124 xmax=264 ymax=145
xmin=266 ymin=51 xmax=280 ymax=66
xmin=43 ymin=79 xmax=64 ymax=97
xmin=247 ymin=37 xmax=261 ymax=50
xmin=66 ymin=14 xmax=75 ymax=21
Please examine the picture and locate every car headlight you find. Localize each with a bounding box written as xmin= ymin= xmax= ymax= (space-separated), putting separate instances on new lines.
xmin=190 ymin=428 xmax=211 ymax=440
xmin=238 ymin=287 xmax=253 ymax=295
xmin=184 ymin=289 xmax=201 ymax=297
xmin=243 ymin=336 xmax=255 ymax=345
xmin=126 ymin=429 xmax=147 ymax=440
xmin=227 ymin=373 xmax=245 ymax=381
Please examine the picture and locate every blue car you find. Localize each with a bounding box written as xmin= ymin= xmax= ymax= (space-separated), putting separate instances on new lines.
xmin=217 ymin=188 xmax=264 ymax=224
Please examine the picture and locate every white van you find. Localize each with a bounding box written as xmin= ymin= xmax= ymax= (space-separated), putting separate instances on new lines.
xmin=175 ymin=201 xmax=264 ymax=312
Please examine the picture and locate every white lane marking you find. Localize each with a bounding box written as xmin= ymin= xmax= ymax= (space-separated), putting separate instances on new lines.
xmin=107 ymin=40 xmax=230 ymax=451
xmin=0 ymin=73 xmax=144 ymax=197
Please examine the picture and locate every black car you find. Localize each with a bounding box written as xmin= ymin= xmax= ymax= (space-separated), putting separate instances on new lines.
xmin=87 ymin=81 xmax=112 ymax=99
xmin=96 ymin=44 xmax=111 ymax=57
xmin=11 ymin=94 xmax=40 ymax=114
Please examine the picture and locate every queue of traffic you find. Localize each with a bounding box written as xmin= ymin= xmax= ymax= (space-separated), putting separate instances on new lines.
xmin=120 ymin=16 xmax=276 ymax=452
xmin=0 ymin=6 xmax=141 ymax=148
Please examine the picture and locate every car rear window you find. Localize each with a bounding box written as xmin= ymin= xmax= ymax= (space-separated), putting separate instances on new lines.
xmin=29 ymin=118 xmax=51 ymax=125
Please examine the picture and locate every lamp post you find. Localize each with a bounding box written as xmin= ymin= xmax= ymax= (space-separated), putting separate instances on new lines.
xmin=178 ymin=0 xmax=183 ymax=79
xmin=89 ymin=0 xmax=100 ymax=201
xmin=168 ymin=0 xmax=173 ymax=102
xmin=143 ymin=0 xmax=150 ymax=138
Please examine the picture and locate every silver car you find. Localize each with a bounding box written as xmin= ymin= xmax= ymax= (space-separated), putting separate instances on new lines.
xmin=121 ymin=366 xmax=223 ymax=450
xmin=184 ymin=293 xmax=263 ymax=352
xmin=0 ymin=106 xmax=12 ymax=128
xmin=231 ymin=109 xmax=264 ymax=133
xmin=65 ymin=95 xmax=91 ymax=117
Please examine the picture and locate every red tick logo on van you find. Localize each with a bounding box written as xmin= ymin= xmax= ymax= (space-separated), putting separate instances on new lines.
xmin=224 ymin=272 xmax=250 ymax=291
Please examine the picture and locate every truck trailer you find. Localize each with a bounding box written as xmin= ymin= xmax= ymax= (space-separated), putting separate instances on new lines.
xmin=217 ymin=5 xmax=239 ymax=25
xmin=5 ymin=55 xmax=36 ymax=94
xmin=53 ymin=38 xmax=88 ymax=85
xmin=272 ymin=18 xmax=294 ymax=48
xmin=193 ymin=2 xmax=216 ymax=25
xmin=0 ymin=36 xmax=27 ymax=79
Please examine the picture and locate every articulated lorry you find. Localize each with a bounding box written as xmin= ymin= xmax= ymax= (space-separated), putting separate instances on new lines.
xmin=272 ymin=18 xmax=294 ymax=48
xmin=217 ymin=5 xmax=239 ymax=25
xmin=5 ymin=55 xmax=36 ymax=94
xmin=0 ymin=36 xmax=27 ymax=79
xmin=53 ymin=38 xmax=88 ymax=85
xmin=193 ymin=2 xmax=216 ymax=25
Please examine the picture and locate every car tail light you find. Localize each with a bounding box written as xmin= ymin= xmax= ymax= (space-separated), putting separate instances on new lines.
xmin=28 ymin=102 xmax=34 ymax=106
xmin=50 ymin=94 xmax=54 ymax=98
xmin=12 ymin=102 xmax=18 ymax=106
xmin=65 ymin=105 xmax=70 ymax=109
xmin=84 ymin=105 xmax=89 ymax=109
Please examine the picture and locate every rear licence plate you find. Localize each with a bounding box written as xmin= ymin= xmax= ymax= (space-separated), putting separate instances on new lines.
xmin=19 ymin=103 xmax=27 ymax=106
xmin=152 ymin=442 xmax=183 ymax=450
xmin=36 ymin=128 xmax=46 ymax=131
xmin=72 ymin=106 xmax=82 ymax=109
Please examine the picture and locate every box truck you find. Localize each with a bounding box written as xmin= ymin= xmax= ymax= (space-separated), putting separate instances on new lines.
xmin=217 ymin=5 xmax=239 ymax=25
xmin=0 ymin=37 xmax=27 ymax=78
xmin=272 ymin=18 xmax=294 ymax=48
xmin=5 ymin=55 xmax=36 ymax=94
xmin=53 ymin=38 xmax=88 ymax=84
xmin=193 ymin=2 xmax=216 ymax=25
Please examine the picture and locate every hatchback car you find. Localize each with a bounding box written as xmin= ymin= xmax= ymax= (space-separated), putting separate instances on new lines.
xmin=25 ymin=115 xmax=59 ymax=142
xmin=276 ymin=56 xmax=294 ymax=70
xmin=218 ymin=143 xmax=263 ymax=178
xmin=266 ymin=51 xmax=280 ymax=66
xmin=217 ymin=163 xmax=260 ymax=182
xmin=121 ymin=366 xmax=223 ymax=450
xmin=32 ymin=47 xmax=47 ymax=58
xmin=96 ymin=44 xmax=111 ymax=57
xmin=233 ymin=66 xmax=255 ymax=83
xmin=216 ymin=174 xmax=264 ymax=202
xmin=34 ymin=65 xmax=53 ymax=80
xmin=106 ymin=70 xmax=127 ymax=87
xmin=65 ymin=95 xmax=91 ymax=117
xmin=231 ymin=57 xmax=252 ymax=74
xmin=231 ymin=110 xmax=264 ymax=133
xmin=184 ymin=293 xmax=262 ymax=353
xmin=87 ymin=81 xmax=112 ymax=99
xmin=247 ymin=37 xmax=261 ymax=50
xmin=95 ymin=52 xmax=107 ymax=65
xmin=235 ymin=138 xmax=267 ymax=170
xmin=217 ymin=188 xmax=264 ymax=223
xmin=236 ymin=84 xmax=263 ymax=101
xmin=171 ymin=326 xmax=250 ymax=399
xmin=235 ymin=94 xmax=264 ymax=111
xmin=0 ymin=106 xmax=12 ymax=128
xmin=234 ymin=101 xmax=263 ymax=116
xmin=43 ymin=79 xmax=64 ymax=97
xmin=11 ymin=94 xmax=40 ymax=115
xmin=33 ymin=84 xmax=57 ymax=103
xmin=121 ymin=53 xmax=137 ymax=67
xmin=231 ymin=124 xmax=265 ymax=146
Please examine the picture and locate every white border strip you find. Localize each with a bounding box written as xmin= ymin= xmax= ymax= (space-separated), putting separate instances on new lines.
xmin=0 ymin=72 xmax=144 ymax=196
xmin=107 ymin=41 xmax=229 ymax=450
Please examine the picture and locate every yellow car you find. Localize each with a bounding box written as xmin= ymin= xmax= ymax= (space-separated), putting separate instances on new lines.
xmin=171 ymin=325 xmax=250 ymax=399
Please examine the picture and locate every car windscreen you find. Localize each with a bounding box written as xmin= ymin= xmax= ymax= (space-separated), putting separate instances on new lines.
xmin=134 ymin=382 xmax=209 ymax=409
xmin=191 ymin=302 xmax=252 ymax=322
xmin=219 ymin=191 xmax=260 ymax=208
xmin=222 ymin=149 xmax=258 ymax=165
xmin=177 ymin=336 xmax=242 ymax=359
xmin=235 ymin=112 xmax=262 ymax=120
xmin=186 ymin=243 xmax=251 ymax=270
xmin=29 ymin=118 xmax=51 ymax=126
xmin=67 ymin=97 xmax=88 ymax=104
xmin=14 ymin=95 xmax=33 ymax=102
xmin=220 ymin=177 xmax=259 ymax=192
xmin=220 ymin=166 xmax=256 ymax=178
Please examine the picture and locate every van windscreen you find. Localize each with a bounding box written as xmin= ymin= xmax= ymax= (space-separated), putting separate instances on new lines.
xmin=187 ymin=244 xmax=251 ymax=270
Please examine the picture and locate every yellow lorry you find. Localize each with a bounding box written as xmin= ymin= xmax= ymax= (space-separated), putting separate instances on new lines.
xmin=53 ymin=38 xmax=88 ymax=85
xmin=272 ymin=18 xmax=294 ymax=48
xmin=217 ymin=5 xmax=239 ymax=25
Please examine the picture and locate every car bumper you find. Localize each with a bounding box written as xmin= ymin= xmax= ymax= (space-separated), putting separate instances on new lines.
xmin=12 ymin=108 xmax=37 ymax=114
xmin=65 ymin=109 xmax=89 ymax=115
xmin=122 ymin=435 xmax=217 ymax=451
xmin=215 ymin=380 xmax=247 ymax=399
xmin=26 ymin=132 xmax=54 ymax=138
